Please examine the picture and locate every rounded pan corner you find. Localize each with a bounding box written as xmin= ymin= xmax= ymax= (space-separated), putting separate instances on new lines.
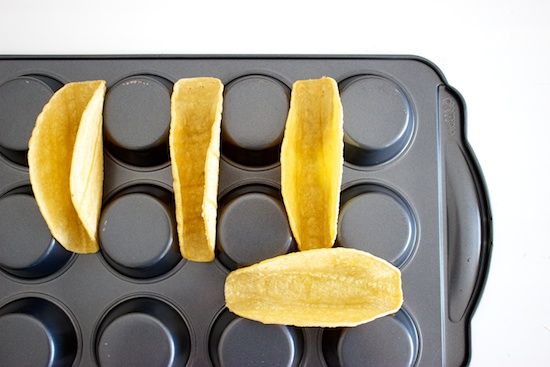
xmin=405 ymin=55 xmax=450 ymax=84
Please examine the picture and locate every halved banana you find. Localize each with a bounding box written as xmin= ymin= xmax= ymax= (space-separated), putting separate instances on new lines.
xmin=29 ymin=80 xmax=106 ymax=254
xmin=281 ymin=77 xmax=343 ymax=251
xmin=225 ymin=247 xmax=403 ymax=327
xmin=170 ymin=77 xmax=223 ymax=262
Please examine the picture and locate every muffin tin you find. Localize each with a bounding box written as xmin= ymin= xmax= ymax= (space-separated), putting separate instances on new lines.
xmin=0 ymin=56 xmax=492 ymax=367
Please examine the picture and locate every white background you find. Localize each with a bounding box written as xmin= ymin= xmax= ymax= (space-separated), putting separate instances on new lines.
xmin=1 ymin=0 xmax=549 ymax=365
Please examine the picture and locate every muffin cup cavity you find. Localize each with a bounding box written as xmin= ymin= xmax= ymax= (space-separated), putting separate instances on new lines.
xmin=0 ymin=75 xmax=62 ymax=166
xmin=337 ymin=183 xmax=417 ymax=267
xmin=217 ymin=185 xmax=294 ymax=270
xmin=221 ymin=75 xmax=290 ymax=169
xmin=104 ymin=75 xmax=173 ymax=168
xmin=322 ymin=309 xmax=420 ymax=367
xmin=95 ymin=296 xmax=191 ymax=367
xmin=0 ymin=296 xmax=79 ymax=367
xmin=209 ymin=308 xmax=303 ymax=367
xmin=339 ymin=75 xmax=414 ymax=167
xmin=99 ymin=184 xmax=182 ymax=280
xmin=0 ymin=186 xmax=73 ymax=280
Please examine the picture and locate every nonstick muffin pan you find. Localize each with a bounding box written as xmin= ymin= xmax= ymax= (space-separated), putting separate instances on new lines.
xmin=0 ymin=56 xmax=492 ymax=367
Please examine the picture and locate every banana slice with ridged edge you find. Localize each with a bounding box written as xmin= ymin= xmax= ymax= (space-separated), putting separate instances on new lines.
xmin=281 ymin=77 xmax=343 ymax=251
xmin=170 ymin=77 xmax=223 ymax=262
xmin=225 ymin=248 xmax=403 ymax=327
xmin=29 ymin=80 xmax=106 ymax=254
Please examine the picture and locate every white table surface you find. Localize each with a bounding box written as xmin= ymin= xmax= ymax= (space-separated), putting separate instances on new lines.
xmin=1 ymin=0 xmax=549 ymax=365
